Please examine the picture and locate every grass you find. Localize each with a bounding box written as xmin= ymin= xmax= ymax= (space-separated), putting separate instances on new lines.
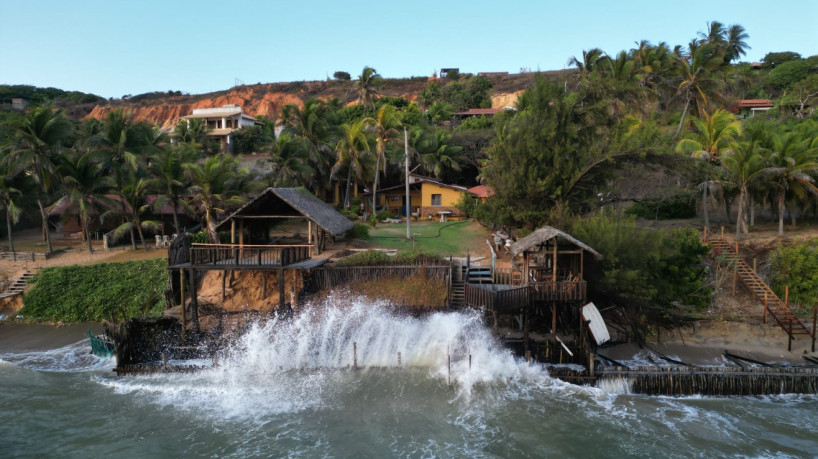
xmin=365 ymin=220 xmax=491 ymax=256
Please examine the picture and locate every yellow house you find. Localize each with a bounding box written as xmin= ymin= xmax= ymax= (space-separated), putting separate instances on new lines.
xmin=363 ymin=174 xmax=469 ymax=219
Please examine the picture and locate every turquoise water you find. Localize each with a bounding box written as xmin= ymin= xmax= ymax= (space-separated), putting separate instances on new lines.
xmin=2 ymin=296 xmax=817 ymax=458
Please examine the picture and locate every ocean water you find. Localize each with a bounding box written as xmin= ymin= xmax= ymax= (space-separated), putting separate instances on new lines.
xmin=2 ymin=294 xmax=817 ymax=458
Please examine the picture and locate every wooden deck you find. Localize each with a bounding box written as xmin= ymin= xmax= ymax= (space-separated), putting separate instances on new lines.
xmin=170 ymin=244 xmax=312 ymax=270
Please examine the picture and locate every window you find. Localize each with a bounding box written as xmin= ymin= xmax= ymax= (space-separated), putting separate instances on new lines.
xmin=431 ymin=194 xmax=442 ymax=206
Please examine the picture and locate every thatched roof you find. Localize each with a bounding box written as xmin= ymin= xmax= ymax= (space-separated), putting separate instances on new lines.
xmin=510 ymin=226 xmax=602 ymax=259
xmin=216 ymin=188 xmax=354 ymax=236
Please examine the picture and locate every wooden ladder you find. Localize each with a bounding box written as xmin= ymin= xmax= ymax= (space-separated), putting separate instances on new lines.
xmin=707 ymin=236 xmax=814 ymax=346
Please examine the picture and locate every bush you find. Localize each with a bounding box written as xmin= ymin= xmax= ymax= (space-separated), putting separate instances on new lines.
xmin=769 ymin=241 xmax=818 ymax=312
xmin=350 ymin=222 xmax=370 ymax=240
xmin=375 ymin=210 xmax=397 ymax=222
xmin=624 ymin=193 xmax=696 ymax=220
xmin=20 ymin=259 xmax=169 ymax=322
xmin=333 ymin=71 xmax=351 ymax=81
xmin=191 ymin=230 xmax=230 ymax=243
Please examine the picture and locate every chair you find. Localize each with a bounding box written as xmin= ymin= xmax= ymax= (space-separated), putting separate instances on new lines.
xmin=162 ymin=235 xmax=170 ymax=247
xmin=155 ymin=235 xmax=162 ymax=248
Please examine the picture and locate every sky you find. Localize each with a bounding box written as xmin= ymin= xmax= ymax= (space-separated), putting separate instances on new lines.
xmin=1 ymin=0 xmax=817 ymax=99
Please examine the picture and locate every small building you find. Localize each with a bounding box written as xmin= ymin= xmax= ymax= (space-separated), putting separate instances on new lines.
xmin=467 ymin=185 xmax=494 ymax=204
xmin=363 ymin=174 xmax=469 ymax=219
xmin=11 ymin=98 xmax=28 ymax=110
xmin=439 ymin=68 xmax=459 ymax=78
xmin=180 ymin=104 xmax=262 ymax=153
xmin=734 ymin=99 xmax=773 ymax=119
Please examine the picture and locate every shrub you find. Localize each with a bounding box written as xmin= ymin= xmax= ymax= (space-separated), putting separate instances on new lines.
xmin=769 ymin=241 xmax=818 ymax=312
xmin=333 ymin=71 xmax=351 ymax=81
xmin=20 ymin=259 xmax=169 ymax=322
xmin=350 ymin=222 xmax=370 ymax=240
xmin=624 ymin=193 xmax=696 ymax=220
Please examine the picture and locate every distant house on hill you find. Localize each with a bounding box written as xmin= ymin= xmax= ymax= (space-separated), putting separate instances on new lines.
xmin=733 ymin=99 xmax=773 ymax=119
xmin=180 ymin=104 xmax=262 ymax=153
xmin=11 ymin=98 xmax=28 ymax=110
xmin=363 ymin=174 xmax=470 ymax=220
xmin=467 ymin=185 xmax=494 ymax=204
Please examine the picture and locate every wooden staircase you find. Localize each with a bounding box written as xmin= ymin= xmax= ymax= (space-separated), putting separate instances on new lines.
xmin=708 ymin=237 xmax=814 ymax=345
xmin=2 ymin=271 xmax=36 ymax=297
xmin=450 ymin=261 xmax=494 ymax=308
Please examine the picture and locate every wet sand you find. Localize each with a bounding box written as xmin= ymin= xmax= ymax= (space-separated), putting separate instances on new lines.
xmin=0 ymin=322 xmax=103 ymax=353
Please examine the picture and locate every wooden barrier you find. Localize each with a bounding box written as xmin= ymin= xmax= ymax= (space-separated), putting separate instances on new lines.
xmin=189 ymin=244 xmax=311 ymax=267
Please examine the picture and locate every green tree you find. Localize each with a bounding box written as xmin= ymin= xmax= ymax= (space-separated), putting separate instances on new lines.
xmin=356 ymin=66 xmax=383 ymax=115
xmin=185 ymin=154 xmax=247 ymax=243
xmin=767 ymin=131 xmax=818 ymax=236
xmin=675 ymin=109 xmax=742 ymax=227
xmin=367 ymin=105 xmax=401 ymax=213
xmin=280 ymin=98 xmax=338 ymax=197
xmin=673 ymin=42 xmax=727 ymax=138
xmin=0 ymin=157 xmax=26 ymax=255
xmin=8 ymin=105 xmax=74 ymax=253
xmin=332 ymin=120 xmax=371 ymax=209
xmin=54 ymin=151 xmax=114 ymax=253
xmin=411 ymin=128 xmax=465 ymax=182
xmin=721 ymin=141 xmax=768 ymax=239
xmin=147 ymin=145 xmax=196 ymax=234
xmin=266 ymin=132 xmax=312 ymax=187
xmin=114 ymin=171 xmax=160 ymax=251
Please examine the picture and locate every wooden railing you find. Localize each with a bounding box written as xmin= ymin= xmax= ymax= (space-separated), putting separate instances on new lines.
xmin=189 ymin=244 xmax=311 ymax=267
xmin=465 ymin=281 xmax=587 ymax=312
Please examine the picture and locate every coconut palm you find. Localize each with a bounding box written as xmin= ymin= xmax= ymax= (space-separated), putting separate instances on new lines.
xmin=113 ymin=171 xmax=161 ymax=251
xmin=185 ymin=154 xmax=247 ymax=243
xmin=280 ymin=99 xmax=337 ymax=196
xmin=54 ymin=151 xmax=114 ymax=254
xmin=267 ymin=132 xmax=311 ymax=187
xmin=0 ymin=159 xmax=26 ymax=255
xmin=721 ymin=141 xmax=769 ymax=239
xmin=766 ymin=132 xmax=818 ymax=236
xmin=148 ymin=145 xmax=197 ymax=234
xmin=356 ymin=66 xmax=382 ymax=115
xmin=673 ymin=43 xmax=727 ymax=138
xmin=367 ymin=105 xmax=402 ymax=213
xmin=332 ymin=120 xmax=371 ymax=209
xmin=8 ymin=105 xmax=74 ymax=253
xmin=676 ymin=109 xmax=742 ymax=226
xmin=411 ymin=128 xmax=465 ymax=182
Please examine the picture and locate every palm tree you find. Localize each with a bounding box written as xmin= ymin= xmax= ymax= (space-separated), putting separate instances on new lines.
xmin=767 ymin=132 xmax=818 ymax=236
xmin=8 ymin=105 xmax=73 ymax=253
xmin=266 ymin=132 xmax=312 ymax=187
xmin=332 ymin=120 xmax=371 ymax=209
xmin=673 ymin=42 xmax=727 ymax=138
xmin=113 ymin=171 xmax=160 ymax=251
xmin=54 ymin=151 xmax=114 ymax=254
xmin=568 ymin=48 xmax=608 ymax=87
xmin=676 ymin=109 xmax=742 ymax=226
xmin=185 ymin=154 xmax=247 ymax=243
xmin=280 ymin=99 xmax=337 ymax=196
xmin=721 ymin=141 xmax=768 ymax=239
xmin=367 ymin=105 xmax=401 ymax=213
xmin=725 ymin=24 xmax=750 ymax=63
xmin=356 ymin=66 xmax=382 ymax=115
xmin=0 ymin=159 xmax=25 ymax=256
xmin=411 ymin=128 xmax=465 ymax=182
xmin=148 ymin=145 xmax=196 ymax=233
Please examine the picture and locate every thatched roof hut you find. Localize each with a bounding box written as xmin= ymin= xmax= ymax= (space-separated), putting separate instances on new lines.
xmin=215 ymin=187 xmax=353 ymax=253
xmin=511 ymin=226 xmax=602 ymax=260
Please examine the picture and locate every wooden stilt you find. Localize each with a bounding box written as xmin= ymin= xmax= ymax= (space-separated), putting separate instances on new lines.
xmin=785 ymin=285 xmax=789 ymax=308
xmin=180 ymin=268 xmax=186 ymax=340
xmin=552 ymin=303 xmax=557 ymax=340
xmin=552 ymin=241 xmax=557 ymax=282
xmin=279 ymin=268 xmax=285 ymax=310
xmin=190 ymin=269 xmax=199 ymax=336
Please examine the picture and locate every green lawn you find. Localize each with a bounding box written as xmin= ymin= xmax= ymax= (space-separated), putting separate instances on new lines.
xmin=365 ymin=220 xmax=491 ymax=256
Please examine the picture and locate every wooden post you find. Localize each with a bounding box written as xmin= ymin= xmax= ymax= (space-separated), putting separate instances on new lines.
xmin=552 ymin=303 xmax=557 ymax=341
xmin=231 ymin=220 xmax=235 ymax=244
xmin=180 ymin=268 xmax=186 ymax=340
xmin=785 ymin=285 xmax=789 ymax=308
xmin=721 ymin=226 xmax=725 ymax=240
xmin=190 ymin=269 xmax=199 ymax=336
xmin=764 ymin=292 xmax=768 ymax=324
xmin=239 ymin=220 xmax=244 ymax=258
xmin=589 ymin=352 xmax=595 ymax=378
xmin=279 ymin=269 xmax=285 ymax=311
xmin=221 ymin=271 xmax=226 ymax=301
xmin=308 ymin=221 xmax=313 ymax=256
xmin=353 ymin=342 xmax=357 ymax=369
xmin=812 ymin=305 xmax=816 ymax=353
xmin=552 ymin=241 xmax=558 ymax=282
xmin=580 ymin=249 xmax=584 ymax=280
xmin=788 ymin=320 xmax=793 ymax=352
xmin=753 ymin=257 xmax=757 ymax=272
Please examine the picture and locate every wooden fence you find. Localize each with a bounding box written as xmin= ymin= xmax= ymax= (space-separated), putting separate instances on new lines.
xmin=530 ymin=281 xmax=587 ymax=302
xmin=312 ymin=265 xmax=451 ymax=292
xmin=189 ymin=244 xmax=311 ymax=267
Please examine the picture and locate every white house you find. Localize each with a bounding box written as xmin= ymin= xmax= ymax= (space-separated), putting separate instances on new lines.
xmin=180 ymin=104 xmax=262 ymax=152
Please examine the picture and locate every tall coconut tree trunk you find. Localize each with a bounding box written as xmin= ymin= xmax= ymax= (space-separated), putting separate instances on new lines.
xmin=171 ymin=199 xmax=180 ymax=234
xmin=136 ymin=221 xmax=148 ymax=251
xmin=7 ymin=210 xmax=15 ymax=255
xmin=749 ymin=197 xmax=755 ymax=226
xmin=735 ymin=188 xmax=745 ymax=240
xmin=778 ymin=192 xmax=785 ymax=236
xmin=674 ymin=97 xmax=692 ymax=138
xmin=37 ymin=200 xmax=53 ymax=253
xmin=84 ymin=218 xmax=94 ymax=254
xmin=702 ymin=181 xmax=710 ymax=228
xmin=344 ymin=167 xmax=352 ymax=209
xmin=372 ymin=156 xmax=380 ymax=216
